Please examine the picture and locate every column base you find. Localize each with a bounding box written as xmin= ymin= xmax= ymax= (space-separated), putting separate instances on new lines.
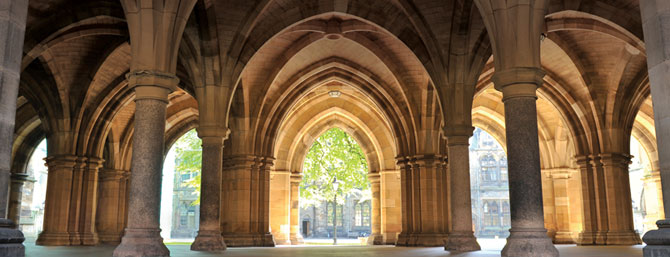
xmin=80 ymin=232 xmax=100 ymax=245
xmin=501 ymin=228 xmax=558 ymax=257
xmin=112 ymin=228 xmax=169 ymax=257
xmin=223 ymin=233 xmax=275 ymax=247
xmin=367 ymin=233 xmax=383 ymax=245
xmin=0 ymin=219 xmax=25 ymax=257
xmin=643 ymin=220 xmax=670 ymax=257
xmin=191 ymin=230 xmax=226 ymax=251
xmin=36 ymin=231 xmax=71 ymax=246
xmin=289 ymin=233 xmax=304 ymax=245
xmin=382 ymin=232 xmax=398 ymax=245
xmin=99 ymin=232 xmax=122 ymax=244
xmin=445 ymin=231 xmax=480 ymax=252
xmin=395 ymin=233 xmax=448 ymax=247
xmin=552 ymin=231 xmax=575 ymax=244
xmin=577 ymin=230 xmax=607 ymax=245
xmin=604 ymin=230 xmax=642 ymax=245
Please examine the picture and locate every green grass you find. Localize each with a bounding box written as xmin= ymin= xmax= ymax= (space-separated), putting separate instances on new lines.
xmin=303 ymin=242 xmax=364 ymax=246
xmin=164 ymin=242 xmax=192 ymax=245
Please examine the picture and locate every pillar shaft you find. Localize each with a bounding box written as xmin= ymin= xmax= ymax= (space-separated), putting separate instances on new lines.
xmin=640 ymin=0 xmax=670 ymax=255
xmin=113 ymin=72 xmax=177 ymax=257
xmin=396 ymin=155 xmax=449 ymax=246
xmin=289 ymin=174 xmax=303 ymax=245
xmin=0 ymin=0 xmax=28 ymax=255
xmin=191 ymin=135 xmax=226 ymax=251
xmin=96 ymin=169 xmax=130 ymax=243
xmin=367 ymin=173 xmax=382 ymax=245
xmin=445 ymin=132 xmax=480 ymax=251
xmin=37 ymin=155 xmax=77 ymax=245
xmin=221 ymin=155 xmax=275 ymax=247
xmin=8 ymin=174 xmax=28 ymax=227
xmin=493 ymin=68 xmax=558 ymax=257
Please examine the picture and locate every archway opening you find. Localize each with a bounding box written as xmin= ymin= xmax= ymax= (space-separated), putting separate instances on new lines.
xmin=160 ymin=129 xmax=201 ymax=242
xmin=19 ymin=139 xmax=48 ymax=241
xmin=629 ymin=136 xmax=654 ymax=236
xmin=299 ymin=127 xmax=371 ymax=245
xmin=469 ymin=127 xmax=510 ymax=240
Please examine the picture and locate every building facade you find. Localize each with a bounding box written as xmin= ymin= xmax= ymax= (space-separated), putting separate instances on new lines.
xmin=469 ymin=128 xmax=510 ymax=238
xmin=299 ymin=196 xmax=371 ymax=239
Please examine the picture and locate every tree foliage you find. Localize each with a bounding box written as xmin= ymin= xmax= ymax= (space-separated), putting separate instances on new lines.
xmin=300 ymin=128 xmax=370 ymax=208
xmin=173 ymin=129 xmax=202 ymax=204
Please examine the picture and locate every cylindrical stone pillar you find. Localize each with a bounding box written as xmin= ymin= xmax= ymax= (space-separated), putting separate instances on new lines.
xmin=289 ymin=173 xmax=303 ymax=245
xmin=493 ymin=68 xmax=558 ymax=257
xmin=367 ymin=173 xmax=382 ymax=245
xmin=113 ymin=71 xmax=179 ymax=257
xmin=191 ymin=134 xmax=226 ymax=251
xmin=0 ymin=0 xmax=29 ymax=255
xmin=8 ymin=173 xmax=28 ymax=227
xmin=445 ymin=131 xmax=480 ymax=251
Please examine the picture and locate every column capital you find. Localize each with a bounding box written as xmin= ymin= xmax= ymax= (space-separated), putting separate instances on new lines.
xmin=99 ymin=169 xmax=130 ymax=182
xmin=492 ymin=67 xmax=545 ymax=101
xmin=597 ymin=152 xmax=632 ymax=167
xmin=9 ymin=173 xmax=29 ymax=182
xmin=45 ymin=155 xmax=79 ymax=169
xmin=126 ymin=70 xmax=179 ymax=102
xmin=443 ymin=125 xmax=474 ymax=144
xmin=290 ymin=173 xmax=302 ymax=183
xmin=367 ymin=173 xmax=381 ymax=183
xmin=197 ymin=126 xmax=231 ymax=143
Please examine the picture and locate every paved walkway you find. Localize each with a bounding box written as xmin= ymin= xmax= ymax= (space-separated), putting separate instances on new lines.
xmin=24 ymin=239 xmax=644 ymax=257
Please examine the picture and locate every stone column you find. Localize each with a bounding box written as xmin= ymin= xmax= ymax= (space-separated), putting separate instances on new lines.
xmin=367 ymin=173 xmax=382 ymax=245
xmin=0 ymin=0 xmax=29 ymax=255
xmin=269 ymin=170 xmax=291 ymax=245
xmin=473 ymin=1 xmax=557 ymax=256
xmin=37 ymin=155 xmax=78 ymax=245
xmin=548 ymin=169 xmax=575 ymax=244
xmin=97 ymin=169 xmax=130 ymax=243
xmin=220 ymin=155 xmax=275 ymax=246
xmin=642 ymin=171 xmax=663 ymax=231
xmin=640 ymin=0 xmax=670 ymax=255
xmin=8 ymin=173 xmax=29 ymax=227
xmin=79 ymin=157 xmax=103 ymax=245
xmin=598 ymin=153 xmax=641 ymax=244
xmin=191 ymin=131 xmax=226 ymax=251
xmin=379 ymin=169 xmax=401 ymax=244
xmin=289 ymin=173 xmax=303 ymax=245
xmin=444 ymin=129 xmax=480 ymax=252
xmin=396 ymin=155 xmax=449 ymax=246
xmin=492 ymin=68 xmax=558 ymax=257
xmin=113 ymin=71 xmax=178 ymax=257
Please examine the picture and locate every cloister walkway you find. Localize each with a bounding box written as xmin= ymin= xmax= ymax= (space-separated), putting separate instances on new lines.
xmin=24 ymin=239 xmax=643 ymax=257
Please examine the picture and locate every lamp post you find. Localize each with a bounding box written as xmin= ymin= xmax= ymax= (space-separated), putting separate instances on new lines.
xmin=333 ymin=177 xmax=339 ymax=245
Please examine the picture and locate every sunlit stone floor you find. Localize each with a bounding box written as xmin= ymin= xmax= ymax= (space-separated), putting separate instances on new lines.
xmin=24 ymin=238 xmax=644 ymax=257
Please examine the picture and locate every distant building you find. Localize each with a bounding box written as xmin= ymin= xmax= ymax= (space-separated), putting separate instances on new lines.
xmin=299 ymin=194 xmax=371 ymax=239
xmin=170 ymin=171 xmax=200 ymax=239
xmin=469 ymin=128 xmax=510 ymax=238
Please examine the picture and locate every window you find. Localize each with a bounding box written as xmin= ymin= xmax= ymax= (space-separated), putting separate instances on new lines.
xmin=337 ymin=205 xmax=343 ymax=227
xmin=327 ymin=202 xmax=335 ymax=226
xmin=500 ymin=167 xmax=508 ymax=181
xmin=355 ymin=203 xmax=362 ymax=226
xmin=362 ymin=201 xmax=371 ymax=226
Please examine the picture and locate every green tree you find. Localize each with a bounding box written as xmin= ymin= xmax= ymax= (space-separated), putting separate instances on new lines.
xmin=300 ymin=128 xmax=370 ymax=208
xmin=173 ymin=129 xmax=202 ymax=204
